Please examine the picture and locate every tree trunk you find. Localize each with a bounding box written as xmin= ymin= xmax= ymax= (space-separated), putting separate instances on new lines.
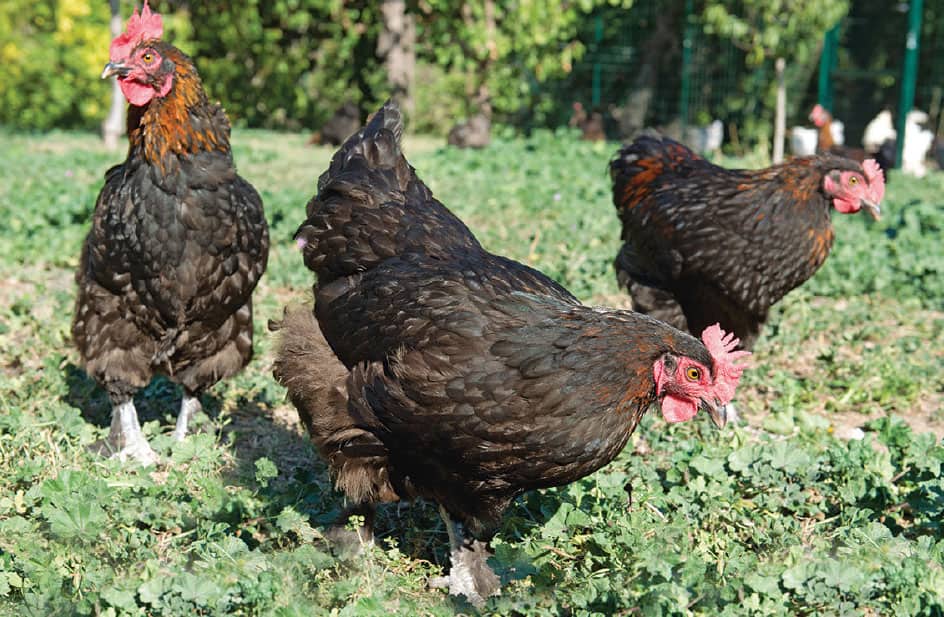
xmin=611 ymin=9 xmax=678 ymax=139
xmin=457 ymin=0 xmax=494 ymax=121
xmin=477 ymin=0 xmax=495 ymax=120
xmin=773 ymin=57 xmax=786 ymax=164
xmin=102 ymin=0 xmax=125 ymax=151
xmin=379 ymin=0 xmax=415 ymax=116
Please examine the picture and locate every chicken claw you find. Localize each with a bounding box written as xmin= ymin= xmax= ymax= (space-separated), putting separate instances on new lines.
xmin=105 ymin=400 xmax=160 ymax=466
xmin=430 ymin=506 xmax=500 ymax=607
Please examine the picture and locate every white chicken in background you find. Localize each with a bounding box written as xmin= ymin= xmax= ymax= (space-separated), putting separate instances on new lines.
xmin=863 ymin=109 xmax=897 ymax=153
xmin=682 ymin=119 xmax=724 ymax=156
xmin=829 ymin=119 xmax=845 ymax=146
xmin=790 ymin=126 xmax=819 ymax=155
xmin=790 ymin=111 xmax=842 ymax=156
xmin=902 ymin=110 xmax=934 ymax=177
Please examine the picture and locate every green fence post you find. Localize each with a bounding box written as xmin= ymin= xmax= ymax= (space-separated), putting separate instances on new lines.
xmin=896 ymin=0 xmax=924 ymax=169
xmin=591 ymin=14 xmax=603 ymax=107
xmin=818 ymin=24 xmax=839 ymax=111
xmin=679 ymin=0 xmax=694 ymax=132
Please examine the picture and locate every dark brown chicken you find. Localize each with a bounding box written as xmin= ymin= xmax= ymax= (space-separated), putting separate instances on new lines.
xmin=447 ymin=113 xmax=491 ymax=148
xmin=610 ymin=135 xmax=885 ymax=351
xmin=569 ymin=102 xmax=606 ymax=141
xmin=307 ymin=102 xmax=362 ymax=147
xmin=73 ymin=2 xmax=269 ymax=464
xmin=274 ymin=102 xmax=747 ymax=605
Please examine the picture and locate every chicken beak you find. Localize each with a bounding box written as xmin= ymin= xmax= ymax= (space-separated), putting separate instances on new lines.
xmin=861 ymin=200 xmax=881 ymax=221
xmin=700 ymin=398 xmax=727 ymax=429
xmin=101 ymin=61 xmax=130 ymax=80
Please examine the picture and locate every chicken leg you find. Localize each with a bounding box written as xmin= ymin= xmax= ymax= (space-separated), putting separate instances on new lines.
xmin=108 ymin=400 xmax=159 ymax=465
xmin=429 ymin=505 xmax=500 ymax=607
xmin=323 ymin=503 xmax=376 ymax=557
xmin=173 ymin=394 xmax=202 ymax=441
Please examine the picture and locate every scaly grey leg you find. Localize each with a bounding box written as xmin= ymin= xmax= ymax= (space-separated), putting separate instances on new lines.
xmin=429 ymin=505 xmax=501 ymax=607
xmin=440 ymin=504 xmax=461 ymax=552
xmin=108 ymin=400 xmax=159 ymax=465
xmin=173 ymin=395 xmax=202 ymax=441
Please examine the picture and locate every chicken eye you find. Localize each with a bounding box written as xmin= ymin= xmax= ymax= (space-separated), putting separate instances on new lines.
xmin=686 ymin=367 xmax=701 ymax=381
xmin=142 ymin=52 xmax=154 ymax=64
xmin=848 ymin=176 xmax=858 ymax=185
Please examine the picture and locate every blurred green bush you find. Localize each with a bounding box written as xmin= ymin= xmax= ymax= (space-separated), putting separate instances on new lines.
xmin=0 ymin=0 xmax=111 ymax=130
xmin=187 ymin=0 xmax=386 ymax=130
xmin=0 ymin=0 xmax=608 ymax=135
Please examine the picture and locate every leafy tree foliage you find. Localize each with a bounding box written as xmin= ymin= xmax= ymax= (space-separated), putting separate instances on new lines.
xmin=702 ymin=0 xmax=849 ymax=67
xmin=186 ymin=0 xmax=386 ymax=129
xmin=1 ymin=0 xmax=941 ymax=144
xmin=409 ymin=0 xmax=633 ymax=120
xmin=697 ymin=0 xmax=850 ymax=147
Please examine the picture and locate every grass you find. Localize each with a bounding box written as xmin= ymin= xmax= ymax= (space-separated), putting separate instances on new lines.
xmin=0 ymin=126 xmax=943 ymax=616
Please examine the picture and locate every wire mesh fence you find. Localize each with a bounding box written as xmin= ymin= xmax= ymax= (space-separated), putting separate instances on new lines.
xmin=534 ymin=0 xmax=743 ymax=139
xmin=528 ymin=0 xmax=942 ymax=156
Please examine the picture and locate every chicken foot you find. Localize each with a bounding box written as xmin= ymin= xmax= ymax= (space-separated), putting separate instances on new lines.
xmin=107 ymin=400 xmax=160 ymax=465
xmin=429 ymin=505 xmax=500 ymax=607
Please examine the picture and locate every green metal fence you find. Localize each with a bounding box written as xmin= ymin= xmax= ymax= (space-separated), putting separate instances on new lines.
xmin=533 ymin=0 xmax=942 ymax=159
xmin=818 ymin=0 xmax=942 ymax=164
xmin=534 ymin=0 xmax=743 ymax=138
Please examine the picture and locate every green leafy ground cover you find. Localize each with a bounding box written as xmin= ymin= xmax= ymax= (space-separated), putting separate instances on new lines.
xmin=0 ymin=129 xmax=942 ymax=616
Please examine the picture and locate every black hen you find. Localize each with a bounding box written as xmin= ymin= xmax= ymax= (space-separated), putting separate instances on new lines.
xmin=610 ymin=135 xmax=885 ymax=350
xmin=73 ymin=3 xmax=268 ymax=464
xmin=275 ymin=103 xmax=747 ymax=605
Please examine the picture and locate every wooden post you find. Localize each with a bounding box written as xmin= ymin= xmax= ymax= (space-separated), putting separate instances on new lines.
xmin=773 ymin=57 xmax=786 ymax=163
xmin=102 ymin=0 xmax=125 ymax=150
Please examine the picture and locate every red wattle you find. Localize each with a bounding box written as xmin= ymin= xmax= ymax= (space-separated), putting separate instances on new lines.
xmin=832 ymin=197 xmax=859 ymax=214
xmin=119 ymin=79 xmax=156 ymax=107
xmin=660 ymin=395 xmax=698 ymax=423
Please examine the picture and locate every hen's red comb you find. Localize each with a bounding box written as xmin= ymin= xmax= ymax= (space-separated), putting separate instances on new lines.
xmin=110 ymin=1 xmax=163 ymax=62
xmin=862 ymin=159 xmax=886 ymax=204
xmin=701 ymin=323 xmax=750 ymax=404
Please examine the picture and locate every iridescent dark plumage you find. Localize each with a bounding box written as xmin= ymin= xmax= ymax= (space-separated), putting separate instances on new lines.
xmin=74 ymin=41 xmax=269 ymax=462
xmin=611 ymin=135 xmax=880 ymax=350
xmin=275 ymin=103 xmax=737 ymax=605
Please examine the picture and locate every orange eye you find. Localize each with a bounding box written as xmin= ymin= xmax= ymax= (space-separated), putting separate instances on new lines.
xmin=142 ymin=53 xmax=154 ymax=63
xmin=686 ymin=367 xmax=701 ymax=381
xmin=849 ymin=176 xmax=858 ymax=185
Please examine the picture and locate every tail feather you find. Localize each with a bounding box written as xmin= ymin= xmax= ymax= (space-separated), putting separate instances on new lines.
xmin=296 ymin=100 xmax=478 ymax=284
xmin=610 ymin=135 xmax=709 ymax=211
xmin=316 ymin=100 xmax=405 ymax=194
xmin=271 ymin=306 xmax=398 ymax=505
